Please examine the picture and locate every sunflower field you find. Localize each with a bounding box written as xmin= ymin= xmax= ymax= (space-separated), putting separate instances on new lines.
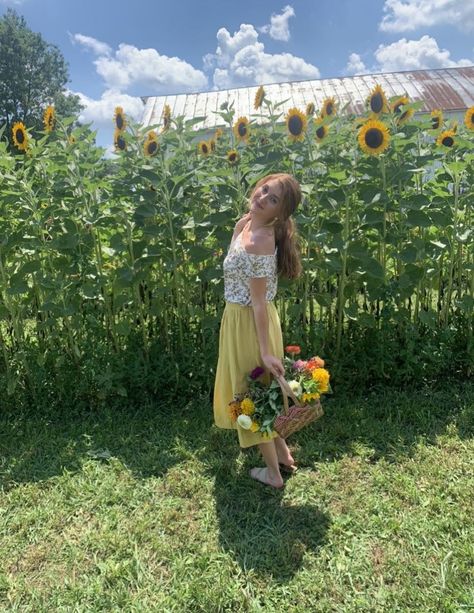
xmin=1 ymin=90 xmax=473 ymax=409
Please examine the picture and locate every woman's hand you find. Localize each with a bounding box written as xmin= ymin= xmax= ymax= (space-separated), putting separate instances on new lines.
xmin=261 ymin=353 xmax=285 ymax=378
xmin=234 ymin=212 xmax=251 ymax=234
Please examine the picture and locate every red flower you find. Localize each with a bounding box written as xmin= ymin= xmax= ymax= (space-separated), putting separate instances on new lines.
xmin=285 ymin=345 xmax=301 ymax=355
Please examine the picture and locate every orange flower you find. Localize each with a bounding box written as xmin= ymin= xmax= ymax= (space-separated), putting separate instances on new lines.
xmin=285 ymin=345 xmax=301 ymax=354
xmin=229 ymin=401 xmax=241 ymax=422
xmin=306 ymin=356 xmax=325 ymax=371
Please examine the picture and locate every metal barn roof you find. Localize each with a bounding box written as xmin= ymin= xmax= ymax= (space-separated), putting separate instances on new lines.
xmin=141 ymin=66 xmax=474 ymax=131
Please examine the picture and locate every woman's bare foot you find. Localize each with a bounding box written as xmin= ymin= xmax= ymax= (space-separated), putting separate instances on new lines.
xmin=250 ymin=467 xmax=284 ymax=489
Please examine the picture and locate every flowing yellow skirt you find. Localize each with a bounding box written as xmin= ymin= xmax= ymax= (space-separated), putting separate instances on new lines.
xmin=213 ymin=301 xmax=283 ymax=448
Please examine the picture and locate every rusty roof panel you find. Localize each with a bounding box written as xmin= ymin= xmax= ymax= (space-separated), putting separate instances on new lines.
xmin=141 ymin=66 xmax=474 ymax=130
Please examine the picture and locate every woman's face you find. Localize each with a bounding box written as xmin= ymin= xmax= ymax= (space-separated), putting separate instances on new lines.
xmin=249 ymin=178 xmax=283 ymax=224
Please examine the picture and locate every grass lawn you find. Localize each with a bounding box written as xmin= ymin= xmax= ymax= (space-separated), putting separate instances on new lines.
xmin=1 ymin=383 xmax=473 ymax=612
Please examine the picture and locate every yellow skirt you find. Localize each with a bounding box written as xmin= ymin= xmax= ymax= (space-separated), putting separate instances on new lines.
xmin=213 ymin=301 xmax=283 ymax=448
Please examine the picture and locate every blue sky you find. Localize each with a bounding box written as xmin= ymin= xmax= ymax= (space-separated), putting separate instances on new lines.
xmin=1 ymin=0 xmax=473 ymax=149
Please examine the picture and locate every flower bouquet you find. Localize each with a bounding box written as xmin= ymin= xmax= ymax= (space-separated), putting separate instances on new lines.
xmin=229 ymin=345 xmax=331 ymax=439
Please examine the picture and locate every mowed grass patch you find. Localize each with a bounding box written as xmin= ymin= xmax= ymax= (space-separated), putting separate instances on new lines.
xmin=1 ymin=384 xmax=473 ymax=611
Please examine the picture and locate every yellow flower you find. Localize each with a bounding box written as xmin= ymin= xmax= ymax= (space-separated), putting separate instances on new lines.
xmin=215 ymin=127 xmax=223 ymax=139
xmin=209 ymin=138 xmax=216 ymax=153
xmin=250 ymin=421 xmax=260 ymax=433
xmin=198 ymin=140 xmax=210 ymax=156
xmin=254 ymin=85 xmax=265 ymax=110
xmin=306 ymin=102 xmax=315 ymax=117
xmin=314 ymin=117 xmax=329 ymax=142
xmin=302 ymin=392 xmax=320 ymax=404
xmin=367 ymin=84 xmax=388 ymax=115
xmin=229 ymin=400 xmax=241 ymax=422
xmin=358 ymin=119 xmax=390 ymax=156
xmin=162 ymin=104 xmax=171 ymax=131
xmin=12 ymin=122 xmax=29 ymax=151
xmin=241 ymin=397 xmax=255 ymax=415
xmin=321 ymin=97 xmax=337 ymax=119
xmin=233 ymin=117 xmax=249 ymax=142
xmin=286 ymin=108 xmax=307 ymax=142
xmin=436 ymin=129 xmax=456 ymax=148
xmin=312 ymin=368 xmax=330 ymax=392
xmin=464 ymin=106 xmax=474 ymax=131
xmin=114 ymin=106 xmax=126 ymax=131
xmin=227 ymin=149 xmax=239 ymax=164
xmin=144 ymin=131 xmax=159 ymax=156
xmin=114 ymin=128 xmax=127 ymax=151
xmin=43 ymin=105 xmax=55 ymax=132
xmin=430 ymin=109 xmax=443 ymax=130
xmin=392 ymin=96 xmax=414 ymax=125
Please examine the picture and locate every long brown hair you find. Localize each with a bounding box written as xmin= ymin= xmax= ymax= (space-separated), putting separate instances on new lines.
xmin=249 ymin=173 xmax=302 ymax=280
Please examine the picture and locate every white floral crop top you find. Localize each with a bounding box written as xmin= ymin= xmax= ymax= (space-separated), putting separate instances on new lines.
xmin=223 ymin=231 xmax=278 ymax=306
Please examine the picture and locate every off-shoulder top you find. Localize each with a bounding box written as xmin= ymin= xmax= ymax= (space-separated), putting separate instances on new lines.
xmin=223 ymin=231 xmax=278 ymax=306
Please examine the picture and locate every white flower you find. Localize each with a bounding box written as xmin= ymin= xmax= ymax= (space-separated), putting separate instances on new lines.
xmin=237 ymin=414 xmax=252 ymax=430
xmin=288 ymin=380 xmax=302 ymax=397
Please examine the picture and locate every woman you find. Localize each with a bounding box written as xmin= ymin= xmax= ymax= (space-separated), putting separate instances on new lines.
xmin=213 ymin=173 xmax=302 ymax=489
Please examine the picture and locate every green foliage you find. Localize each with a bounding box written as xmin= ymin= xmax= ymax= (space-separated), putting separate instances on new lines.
xmin=0 ymin=91 xmax=473 ymax=408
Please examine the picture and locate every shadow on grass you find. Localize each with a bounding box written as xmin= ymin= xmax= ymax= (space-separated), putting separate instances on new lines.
xmin=0 ymin=398 xmax=207 ymax=491
xmin=1 ymin=381 xmax=472 ymax=494
xmin=210 ymin=449 xmax=331 ymax=581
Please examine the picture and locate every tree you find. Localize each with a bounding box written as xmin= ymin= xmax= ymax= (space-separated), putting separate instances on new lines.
xmin=0 ymin=9 xmax=82 ymax=140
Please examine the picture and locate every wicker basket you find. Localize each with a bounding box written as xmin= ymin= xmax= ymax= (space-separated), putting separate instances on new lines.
xmin=273 ymin=374 xmax=324 ymax=439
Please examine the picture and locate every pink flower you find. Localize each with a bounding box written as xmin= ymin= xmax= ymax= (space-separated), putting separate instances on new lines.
xmin=293 ymin=360 xmax=307 ymax=371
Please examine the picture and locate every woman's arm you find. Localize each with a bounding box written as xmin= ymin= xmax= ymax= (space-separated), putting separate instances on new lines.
xmin=249 ymin=277 xmax=285 ymax=377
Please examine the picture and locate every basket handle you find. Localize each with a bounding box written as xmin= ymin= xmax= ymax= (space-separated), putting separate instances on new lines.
xmin=275 ymin=374 xmax=300 ymax=415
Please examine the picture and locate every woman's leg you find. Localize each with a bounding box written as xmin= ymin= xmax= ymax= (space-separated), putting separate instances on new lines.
xmin=250 ymin=440 xmax=284 ymax=488
xmin=274 ymin=436 xmax=295 ymax=467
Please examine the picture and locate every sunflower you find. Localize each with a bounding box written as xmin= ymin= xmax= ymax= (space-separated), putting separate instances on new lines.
xmin=358 ymin=119 xmax=390 ymax=156
xmin=114 ymin=107 xmax=126 ymax=131
xmin=321 ymin=97 xmax=337 ymax=119
xmin=464 ymin=106 xmax=474 ymax=131
xmin=162 ymin=104 xmax=171 ymax=131
xmin=436 ymin=129 xmax=456 ymax=148
xmin=367 ymin=84 xmax=388 ymax=115
xmin=314 ymin=117 xmax=329 ymax=142
xmin=254 ymin=85 xmax=265 ymax=110
xmin=114 ymin=128 xmax=127 ymax=151
xmin=43 ymin=105 xmax=55 ymax=132
xmin=227 ymin=149 xmax=239 ymax=164
xmin=209 ymin=138 xmax=216 ymax=153
xmin=198 ymin=140 xmax=210 ymax=156
xmin=144 ymin=131 xmax=159 ymax=156
xmin=430 ymin=109 xmax=443 ymax=130
xmin=393 ymin=97 xmax=414 ymax=125
xmin=286 ymin=108 xmax=307 ymax=142
xmin=233 ymin=117 xmax=249 ymax=142
xmin=392 ymin=95 xmax=408 ymax=115
xmin=12 ymin=122 xmax=29 ymax=151
xmin=215 ymin=127 xmax=223 ymax=139
xmin=306 ymin=102 xmax=315 ymax=117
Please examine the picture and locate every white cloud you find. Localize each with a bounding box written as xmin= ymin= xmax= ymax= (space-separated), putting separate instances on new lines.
xmin=345 ymin=53 xmax=368 ymax=75
xmin=73 ymin=88 xmax=145 ymax=130
xmin=260 ymin=5 xmax=295 ymax=42
xmin=70 ymin=33 xmax=112 ymax=57
xmin=94 ymin=43 xmax=208 ymax=95
xmin=345 ymin=35 xmax=472 ymax=75
xmin=374 ymin=35 xmax=472 ymax=71
xmin=380 ymin=0 xmax=474 ymax=33
xmin=205 ymin=23 xmax=320 ymax=89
